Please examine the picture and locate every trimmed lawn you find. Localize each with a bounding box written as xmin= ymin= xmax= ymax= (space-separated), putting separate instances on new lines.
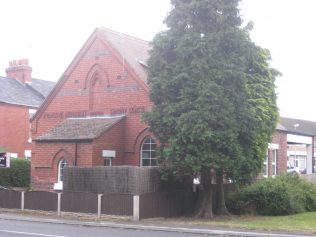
xmin=164 ymin=212 xmax=316 ymax=234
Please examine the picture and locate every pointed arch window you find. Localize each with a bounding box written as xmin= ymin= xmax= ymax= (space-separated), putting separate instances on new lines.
xmin=58 ymin=159 xmax=68 ymax=182
xmin=140 ymin=137 xmax=157 ymax=167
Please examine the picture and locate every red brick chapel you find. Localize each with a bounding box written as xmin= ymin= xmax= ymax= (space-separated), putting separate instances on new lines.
xmin=31 ymin=28 xmax=156 ymax=190
xmin=30 ymin=28 xmax=296 ymax=191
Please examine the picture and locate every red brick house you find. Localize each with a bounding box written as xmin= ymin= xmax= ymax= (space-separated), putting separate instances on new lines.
xmin=31 ymin=28 xmax=155 ymax=190
xmin=0 ymin=59 xmax=55 ymax=158
xmin=263 ymin=128 xmax=287 ymax=178
xmin=264 ymin=117 xmax=316 ymax=178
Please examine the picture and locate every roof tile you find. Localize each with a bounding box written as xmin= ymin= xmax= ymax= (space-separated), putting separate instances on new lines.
xmin=36 ymin=116 xmax=125 ymax=141
xmin=0 ymin=76 xmax=55 ymax=107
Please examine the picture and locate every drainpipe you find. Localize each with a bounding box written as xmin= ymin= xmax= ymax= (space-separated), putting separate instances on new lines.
xmin=74 ymin=143 xmax=78 ymax=166
xmin=313 ymin=137 xmax=315 ymax=173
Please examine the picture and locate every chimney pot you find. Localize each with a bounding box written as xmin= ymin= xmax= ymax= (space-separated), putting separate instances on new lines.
xmin=5 ymin=59 xmax=32 ymax=85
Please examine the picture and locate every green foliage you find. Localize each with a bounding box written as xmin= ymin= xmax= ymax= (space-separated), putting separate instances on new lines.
xmin=144 ymin=0 xmax=279 ymax=184
xmin=0 ymin=158 xmax=30 ymax=187
xmin=0 ymin=167 xmax=11 ymax=186
xmin=227 ymin=174 xmax=316 ymax=216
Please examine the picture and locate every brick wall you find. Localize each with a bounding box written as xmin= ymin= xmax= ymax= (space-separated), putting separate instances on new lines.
xmin=92 ymin=117 xmax=126 ymax=166
xmin=31 ymin=142 xmax=93 ymax=190
xmin=0 ymin=103 xmax=33 ymax=157
xmin=270 ymin=130 xmax=288 ymax=175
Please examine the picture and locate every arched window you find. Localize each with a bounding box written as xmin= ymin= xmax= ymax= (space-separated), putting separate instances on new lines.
xmin=58 ymin=159 xmax=68 ymax=182
xmin=140 ymin=137 xmax=157 ymax=167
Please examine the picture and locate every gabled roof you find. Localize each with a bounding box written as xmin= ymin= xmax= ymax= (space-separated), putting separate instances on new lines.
xmin=0 ymin=76 xmax=55 ymax=107
xmin=98 ymin=27 xmax=150 ymax=83
xmin=278 ymin=117 xmax=316 ymax=136
xmin=31 ymin=27 xmax=150 ymax=121
xmin=36 ymin=116 xmax=125 ymax=142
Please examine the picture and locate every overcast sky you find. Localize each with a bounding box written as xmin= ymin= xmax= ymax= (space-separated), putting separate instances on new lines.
xmin=0 ymin=0 xmax=315 ymax=121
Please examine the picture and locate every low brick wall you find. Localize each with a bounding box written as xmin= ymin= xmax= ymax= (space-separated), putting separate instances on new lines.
xmin=63 ymin=166 xmax=161 ymax=194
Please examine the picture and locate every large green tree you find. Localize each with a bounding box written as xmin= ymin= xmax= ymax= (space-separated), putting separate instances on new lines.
xmin=144 ymin=0 xmax=279 ymax=218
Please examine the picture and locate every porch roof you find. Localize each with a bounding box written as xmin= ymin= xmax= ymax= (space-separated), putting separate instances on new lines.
xmin=36 ymin=115 xmax=125 ymax=142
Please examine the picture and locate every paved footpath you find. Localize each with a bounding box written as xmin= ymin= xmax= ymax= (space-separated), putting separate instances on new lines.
xmin=0 ymin=211 xmax=314 ymax=237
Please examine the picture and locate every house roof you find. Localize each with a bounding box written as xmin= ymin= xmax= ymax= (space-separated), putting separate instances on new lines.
xmin=0 ymin=76 xmax=55 ymax=107
xmin=277 ymin=117 xmax=316 ymax=136
xmin=30 ymin=78 xmax=56 ymax=98
xmin=36 ymin=116 xmax=125 ymax=142
xmin=98 ymin=27 xmax=150 ymax=83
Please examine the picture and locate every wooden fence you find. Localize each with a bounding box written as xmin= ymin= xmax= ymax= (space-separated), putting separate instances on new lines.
xmin=0 ymin=190 xmax=20 ymax=209
xmin=61 ymin=192 xmax=98 ymax=214
xmin=139 ymin=190 xmax=195 ymax=219
xmin=0 ymin=189 xmax=194 ymax=220
xmin=25 ymin=191 xmax=57 ymax=211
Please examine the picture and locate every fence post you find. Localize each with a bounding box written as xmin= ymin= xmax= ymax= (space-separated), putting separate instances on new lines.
xmin=57 ymin=193 xmax=61 ymax=217
xmin=21 ymin=191 xmax=25 ymax=211
xmin=97 ymin=194 xmax=103 ymax=220
xmin=133 ymin=195 xmax=140 ymax=221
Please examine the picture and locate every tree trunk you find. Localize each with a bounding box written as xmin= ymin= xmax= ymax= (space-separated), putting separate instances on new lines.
xmin=216 ymin=169 xmax=230 ymax=216
xmin=194 ymin=168 xmax=214 ymax=219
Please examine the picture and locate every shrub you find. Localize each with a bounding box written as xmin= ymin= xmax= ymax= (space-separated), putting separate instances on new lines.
xmin=0 ymin=158 xmax=30 ymax=187
xmin=0 ymin=166 xmax=11 ymax=186
xmin=227 ymin=174 xmax=316 ymax=216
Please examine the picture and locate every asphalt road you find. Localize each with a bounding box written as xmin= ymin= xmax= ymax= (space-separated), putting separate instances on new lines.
xmin=0 ymin=218 xmax=220 ymax=237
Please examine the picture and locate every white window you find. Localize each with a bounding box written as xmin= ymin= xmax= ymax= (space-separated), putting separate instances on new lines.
xmin=24 ymin=150 xmax=32 ymax=160
xmin=104 ymin=158 xmax=112 ymax=166
xmin=29 ymin=109 xmax=37 ymax=119
xmin=140 ymin=137 xmax=157 ymax=167
xmin=10 ymin=153 xmax=18 ymax=158
xmin=271 ymin=149 xmax=277 ymax=176
xmin=58 ymin=159 xmax=68 ymax=182
xmin=263 ymin=155 xmax=268 ymax=177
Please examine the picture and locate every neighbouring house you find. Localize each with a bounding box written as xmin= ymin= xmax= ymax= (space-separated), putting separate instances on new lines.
xmin=0 ymin=59 xmax=55 ymax=159
xmin=264 ymin=117 xmax=316 ymax=177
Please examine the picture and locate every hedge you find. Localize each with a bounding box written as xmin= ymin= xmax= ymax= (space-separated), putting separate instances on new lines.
xmin=227 ymin=174 xmax=316 ymax=216
xmin=0 ymin=158 xmax=30 ymax=187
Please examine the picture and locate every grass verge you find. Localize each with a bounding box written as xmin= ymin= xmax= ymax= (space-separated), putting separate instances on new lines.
xmin=162 ymin=212 xmax=316 ymax=234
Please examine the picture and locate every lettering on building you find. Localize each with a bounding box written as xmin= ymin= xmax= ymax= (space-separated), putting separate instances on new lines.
xmin=43 ymin=107 xmax=145 ymax=119
xmin=65 ymin=111 xmax=87 ymax=118
xmin=58 ymin=84 xmax=143 ymax=98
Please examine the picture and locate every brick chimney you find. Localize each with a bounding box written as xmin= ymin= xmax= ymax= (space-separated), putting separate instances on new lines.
xmin=6 ymin=59 xmax=32 ymax=85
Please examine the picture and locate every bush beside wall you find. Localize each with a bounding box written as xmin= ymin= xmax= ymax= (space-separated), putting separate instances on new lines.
xmin=0 ymin=158 xmax=30 ymax=187
xmin=227 ymin=174 xmax=316 ymax=216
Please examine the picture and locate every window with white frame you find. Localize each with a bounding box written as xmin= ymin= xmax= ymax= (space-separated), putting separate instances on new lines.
xmin=263 ymin=155 xmax=268 ymax=177
xmin=271 ymin=149 xmax=278 ymax=176
xmin=140 ymin=137 xmax=157 ymax=167
xmin=58 ymin=159 xmax=68 ymax=182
